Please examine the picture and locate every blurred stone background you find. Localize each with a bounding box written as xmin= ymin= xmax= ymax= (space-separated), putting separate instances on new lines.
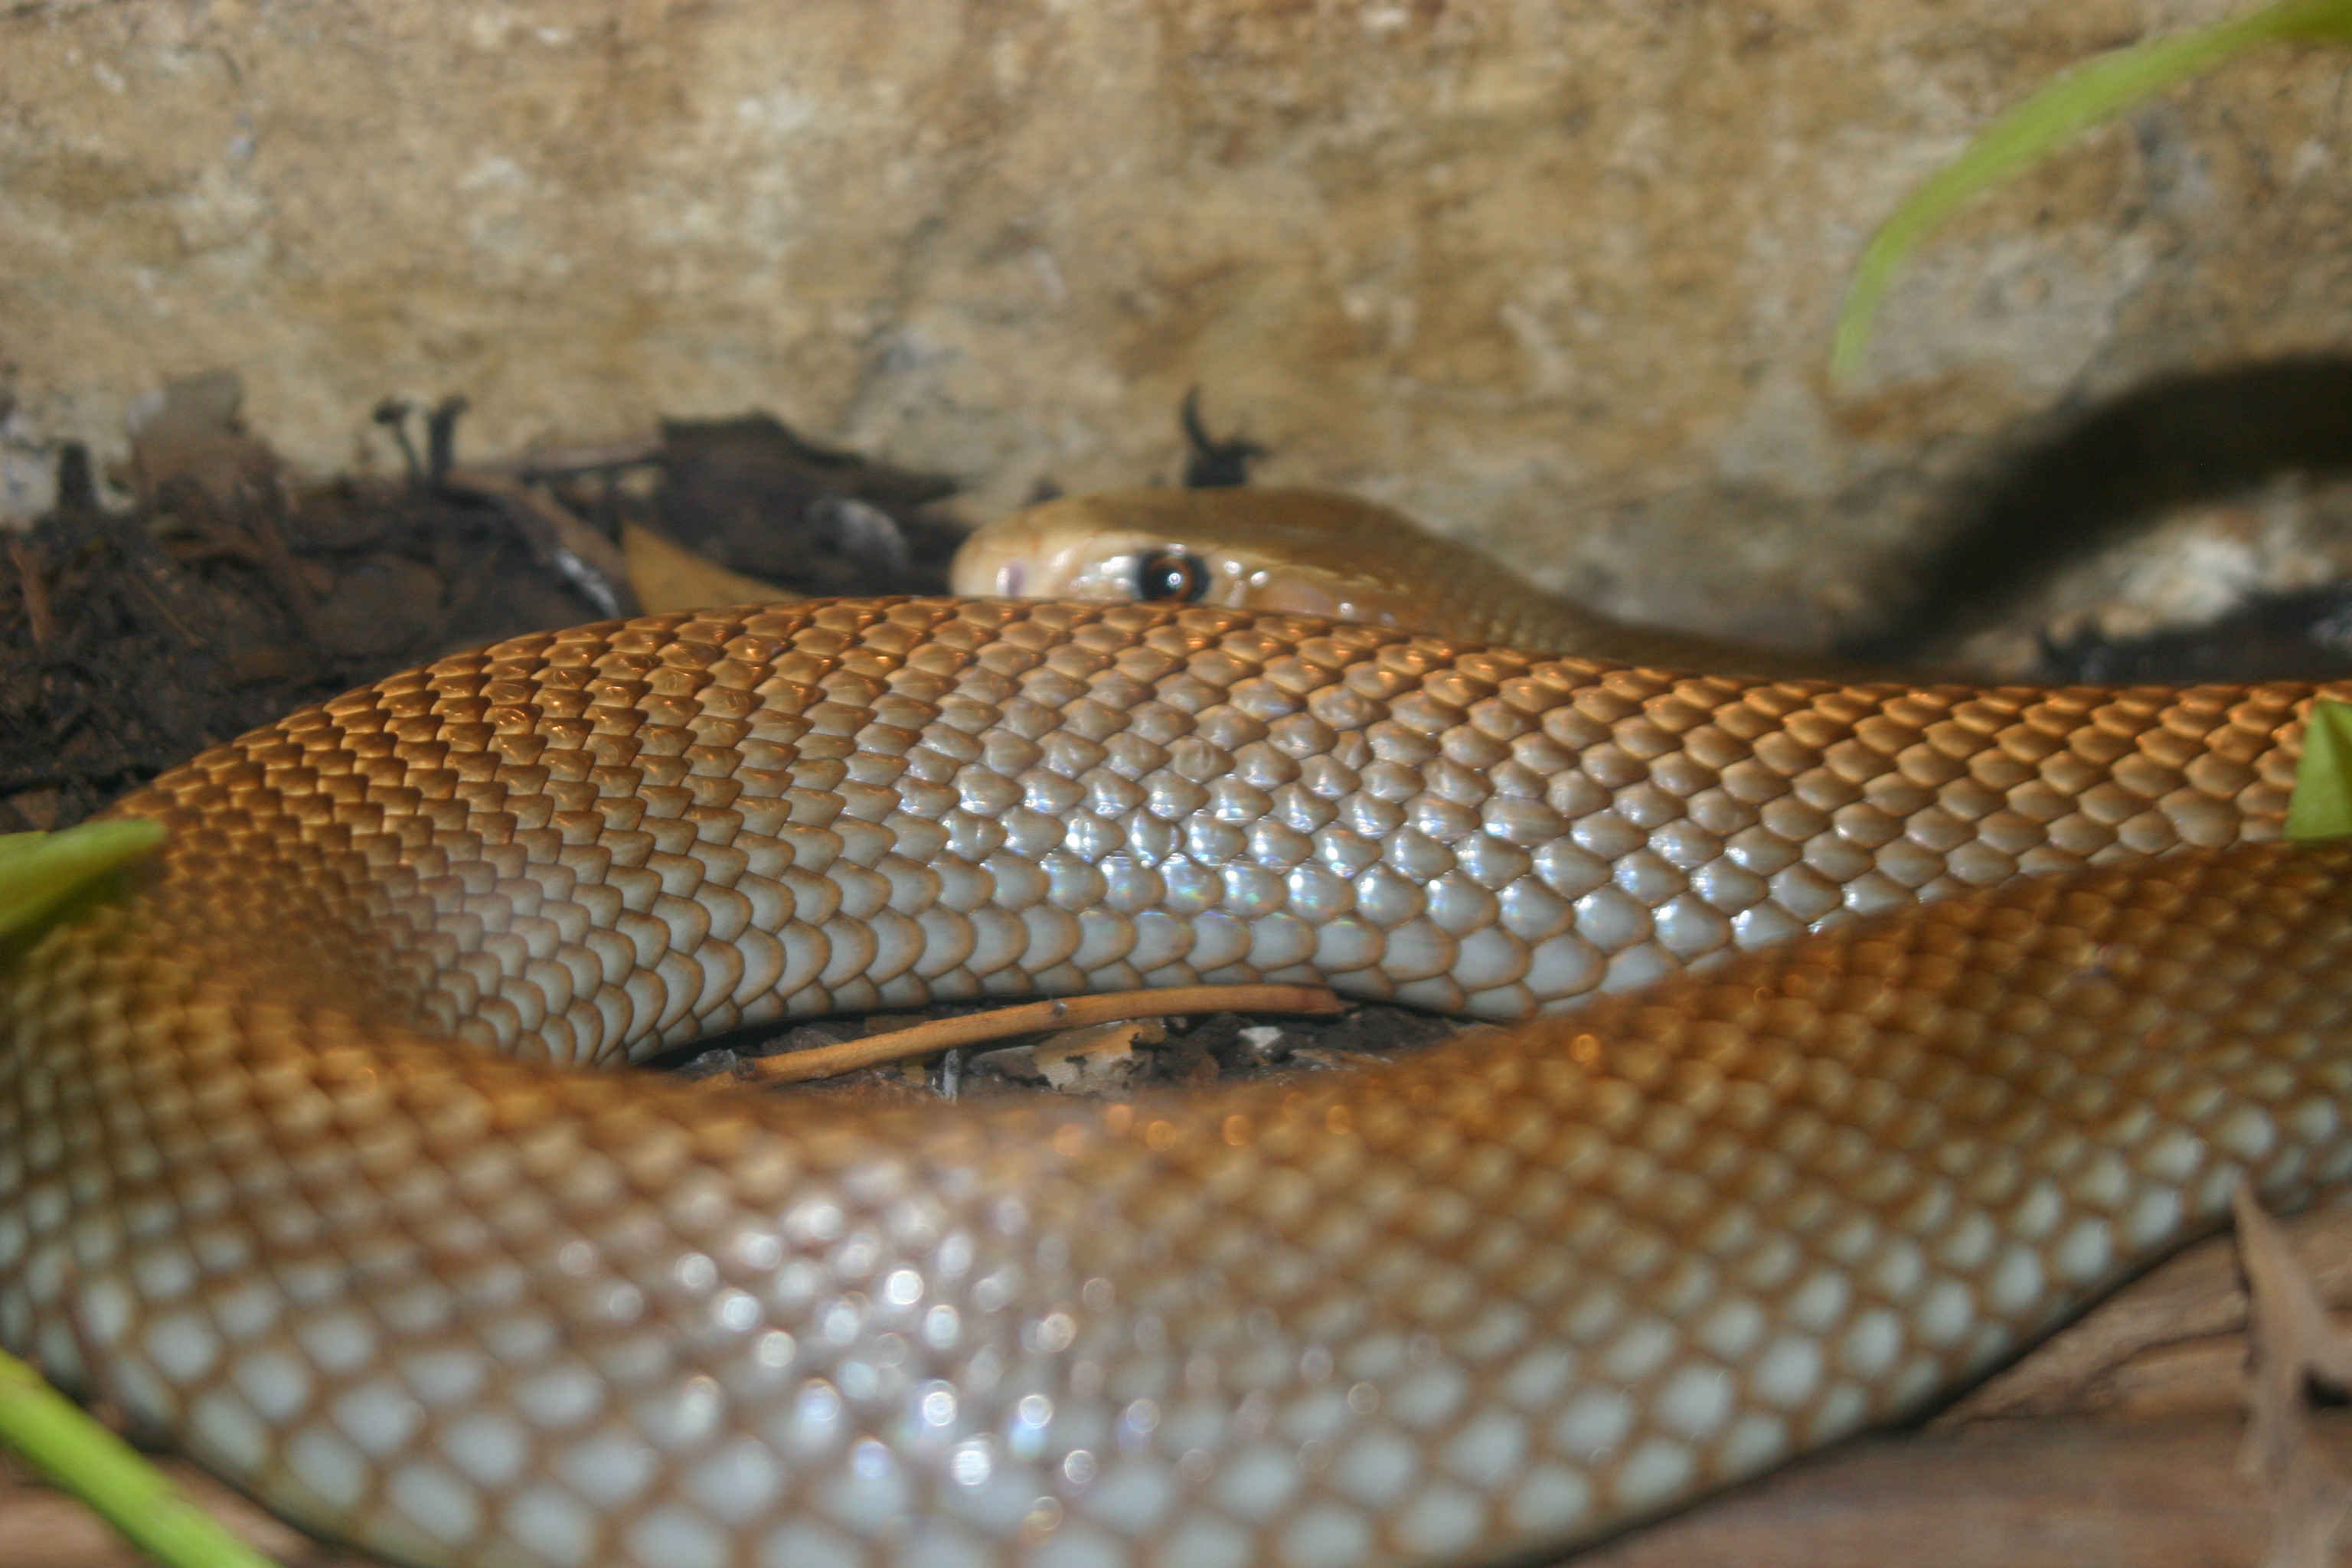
xmin=5 ymin=0 xmax=2350 ymax=653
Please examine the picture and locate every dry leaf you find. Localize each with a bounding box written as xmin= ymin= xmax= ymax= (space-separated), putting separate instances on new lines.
xmin=977 ymin=1020 xmax=1163 ymax=1093
xmin=622 ymin=521 xmax=799 ymax=612
xmin=1579 ymin=1412 xmax=2285 ymax=1568
xmin=1942 ymin=1201 xmax=2352 ymax=1427
xmin=2236 ymin=1186 xmax=2352 ymax=1568
xmin=124 ymin=369 xmax=276 ymax=504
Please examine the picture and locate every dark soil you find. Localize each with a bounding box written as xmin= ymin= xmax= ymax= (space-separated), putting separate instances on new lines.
xmin=0 ymin=388 xmax=1468 ymax=1091
xmin=0 ymin=394 xmax=961 ymax=834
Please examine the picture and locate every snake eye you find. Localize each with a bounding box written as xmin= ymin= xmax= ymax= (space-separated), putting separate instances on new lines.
xmin=1135 ymin=549 xmax=1210 ymax=603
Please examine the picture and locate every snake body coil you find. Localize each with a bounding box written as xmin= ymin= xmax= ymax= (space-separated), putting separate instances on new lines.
xmin=5 ymin=594 xmax=2352 ymax=1568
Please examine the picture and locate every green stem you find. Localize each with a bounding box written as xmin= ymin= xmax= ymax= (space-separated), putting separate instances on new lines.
xmin=0 ymin=818 xmax=168 ymax=946
xmin=0 ymin=1347 xmax=282 ymax=1568
xmin=1831 ymin=0 xmax=2352 ymax=384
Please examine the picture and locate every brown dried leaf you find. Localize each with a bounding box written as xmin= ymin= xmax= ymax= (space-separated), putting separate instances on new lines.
xmin=1576 ymin=1413 xmax=2297 ymax=1568
xmin=621 ymin=520 xmax=799 ymax=612
xmin=124 ymin=369 xmax=276 ymax=505
xmin=2236 ymin=1185 xmax=2352 ymax=1568
xmin=1945 ymin=1202 xmax=2352 ymax=1426
xmin=978 ymin=1020 xmax=1165 ymax=1093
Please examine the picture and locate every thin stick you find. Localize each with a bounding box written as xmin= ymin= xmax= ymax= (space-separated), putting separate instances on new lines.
xmin=747 ymin=984 xmax=1348 ymax=1085
xmin=440 ymin=467 xmax=642 ymax=620
xmin=8 ymin=537 xmax=53 ymax=649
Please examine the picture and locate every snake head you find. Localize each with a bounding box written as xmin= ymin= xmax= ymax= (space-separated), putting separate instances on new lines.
xmin=948 ymin=487 xmax=1455 ymax=628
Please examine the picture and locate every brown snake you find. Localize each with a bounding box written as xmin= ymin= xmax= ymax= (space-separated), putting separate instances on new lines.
xmin=5 ymin=590 xmax=2352 ymax=1568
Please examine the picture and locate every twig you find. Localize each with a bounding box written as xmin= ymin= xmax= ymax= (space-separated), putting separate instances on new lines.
xmin=169 ymin=487 xmax=321 ymax=640
xmin=746 ymin=984 xmax=1348 ymax=1084
xmin=243 ymin=501 xmax=321 ymax=631
xmin=371 ymin=400 xmax=422 ymax=488
xmin=439 ymin=468 xmax=641 ymax=619
xmin=53 ymin=443 xmax=96 ymax=513
xmin=113 ymin=546 xmax=205 ymax=650
xmin=8 ymin=537 xmax=54 ymax=649
xmin=424 ymin=395 xmax=467 ymax=485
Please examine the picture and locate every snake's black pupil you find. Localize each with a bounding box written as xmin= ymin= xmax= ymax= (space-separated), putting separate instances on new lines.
xmin=1137 ymin=550 xmax=1208 ymax=603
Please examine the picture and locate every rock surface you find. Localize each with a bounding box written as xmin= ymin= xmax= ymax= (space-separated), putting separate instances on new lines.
xmin=5 ymin=0 xmax=2352 ymax=650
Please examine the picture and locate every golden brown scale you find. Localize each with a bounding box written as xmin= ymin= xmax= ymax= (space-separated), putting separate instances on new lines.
xmin=2 ymin=594 xmax=2350 ymax=1568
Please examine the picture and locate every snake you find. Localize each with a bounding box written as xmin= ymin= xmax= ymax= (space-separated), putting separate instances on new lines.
xmin=6 ymin=484 xmax=2352 ymax=1568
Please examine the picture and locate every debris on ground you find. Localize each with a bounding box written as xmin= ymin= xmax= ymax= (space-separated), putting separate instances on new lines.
xmin=694 ymin=998 xmax=1466 ymax=1099
xmin=977 ymin=1019 xmax=1161 ymax=1093
xmin=626 ymin=413 xmax=963 ymax=596
xmin=0 ymin=375 xmax=961 ymax=832
xmin=1940 ymin=1198 xmax=2352 ymax=1429
xmin=2235 ymin=1187 xmax=2352 ymax=1568
xmin=702 ymin=983 xmax=1372 ymax=1091
xmin=619 ymin=518 xmax=795 ymax=612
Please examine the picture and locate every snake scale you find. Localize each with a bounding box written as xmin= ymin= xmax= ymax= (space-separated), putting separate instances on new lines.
xmin=6 ymin=587 xmax=2352 ymax=1568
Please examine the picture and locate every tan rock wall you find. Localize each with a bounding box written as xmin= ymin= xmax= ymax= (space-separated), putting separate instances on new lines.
xmin=5 ymin=0 xmax=2349 ymax=647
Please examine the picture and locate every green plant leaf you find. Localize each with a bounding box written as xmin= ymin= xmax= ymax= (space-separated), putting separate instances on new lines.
xmin=1832 ymin=0 xmax=2352 ymax=384
xmin=2288 ymin=700 xmax=2352 ymax=840
xmin=0 ymin=817 xmax=167 ymax=948
xmin=0 ymin=1347 xmax=281 ymax=1568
